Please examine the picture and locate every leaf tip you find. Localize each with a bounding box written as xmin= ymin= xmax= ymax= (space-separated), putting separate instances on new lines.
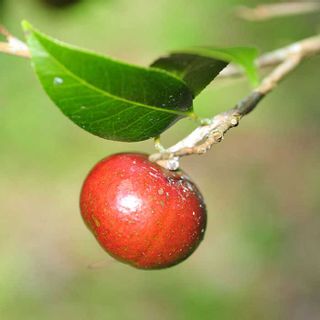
xmin=21 ymin=20 xmax=33 ymax=34
xmin=188 ymin=111 xmax=199 ymax=121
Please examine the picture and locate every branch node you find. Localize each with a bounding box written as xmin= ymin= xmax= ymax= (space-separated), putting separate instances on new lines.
xmin=212 ymin=130 xmax=224 ymax=142
xmin=230 ymin=116 xmax=239 ymax=127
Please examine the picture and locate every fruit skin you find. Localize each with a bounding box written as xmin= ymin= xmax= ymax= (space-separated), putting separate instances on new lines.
xmin=80 ymin=153 xmax=207 ymax=269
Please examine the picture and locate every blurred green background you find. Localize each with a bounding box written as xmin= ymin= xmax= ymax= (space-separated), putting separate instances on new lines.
xmin=1 ymin=0 xmax=320 ymax=319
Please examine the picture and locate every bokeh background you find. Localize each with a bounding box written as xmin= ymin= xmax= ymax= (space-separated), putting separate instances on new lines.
xmin=1 ymin=0 xmax=320 ymax=319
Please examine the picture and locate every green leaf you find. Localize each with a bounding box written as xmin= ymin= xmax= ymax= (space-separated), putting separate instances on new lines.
xmin=151 ymin=54 xmax=228 ymax=96
xmin=22 ymin=21 xmax=194 ymax=142
xmin=152 ymin=47 xmax=259 ymax=91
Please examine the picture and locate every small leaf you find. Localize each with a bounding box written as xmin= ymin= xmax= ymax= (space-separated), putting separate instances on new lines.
xmin=22 ymin=21 xmax=194 ymax=142
xmin=151 ymin=54 xmax=228 ymax=96
xmin=151 ymin=53 xmax=227 ymax=96
xmin=152 ymin=47 xmax=259 ymax=91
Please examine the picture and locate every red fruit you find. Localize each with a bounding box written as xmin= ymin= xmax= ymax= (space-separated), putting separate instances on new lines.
xmin=80 ymin=153 xmax=207 ymax=269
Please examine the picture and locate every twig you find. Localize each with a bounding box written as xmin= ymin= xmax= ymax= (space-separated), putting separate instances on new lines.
xmin=0 ymin=26 xmax=30 ymax=58
xmin=149 ymin=35 xmax=320 ymax=170
xmin=236 ymin=2 xmax=320 ymax=21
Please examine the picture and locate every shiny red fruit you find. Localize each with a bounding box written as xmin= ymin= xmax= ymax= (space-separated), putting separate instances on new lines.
xmin=80 ymin=153 xmax=207 ymax=269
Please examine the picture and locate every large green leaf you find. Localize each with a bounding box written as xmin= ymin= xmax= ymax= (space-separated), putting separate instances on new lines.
xmin=151 ymin=47 xmax=259 ymax=93
xmin=22 ymin=21 xmax=194 ymax=142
